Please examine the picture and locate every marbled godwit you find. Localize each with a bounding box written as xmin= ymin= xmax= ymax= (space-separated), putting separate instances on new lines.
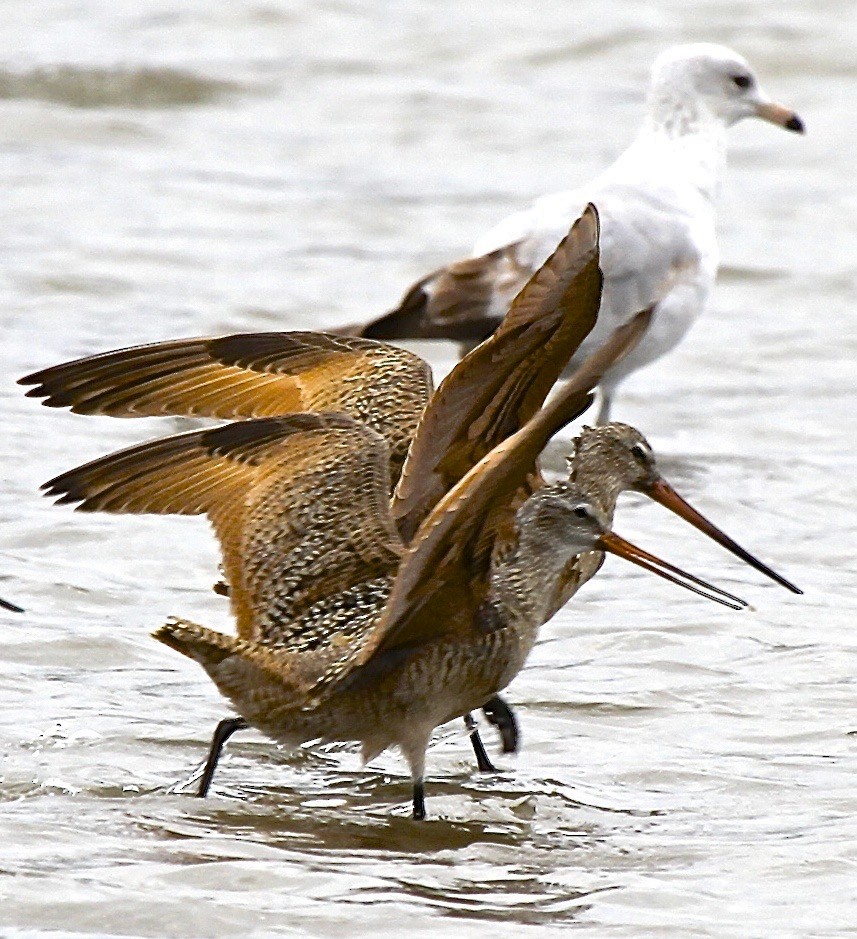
xmin=40 ymin=360 xmax=747 ymax=819
xmin=343 ymin=44 xmax=804 ymax=421
xmin=22 ymin=207 xmax=608 ymax=778
xmin=22 ymin=365 xmax=804 ymax=789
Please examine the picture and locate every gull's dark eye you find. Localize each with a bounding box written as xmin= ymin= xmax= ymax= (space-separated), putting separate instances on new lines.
xmin=573 ymin=505 xmax=590 ymax=519
xmin=732 ymin=74 xmax=752 ymax=89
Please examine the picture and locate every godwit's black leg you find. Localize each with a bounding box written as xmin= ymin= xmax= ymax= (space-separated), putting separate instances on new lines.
xmin=463 ymin=713 xmax=497 ymax=772
xmin=412 ymin=780 xmax=426 ymax=820
xmin=196 ymin=716 xmax=248 ymax=797
xmin=482 ymin=695 xmax=519 ymax=754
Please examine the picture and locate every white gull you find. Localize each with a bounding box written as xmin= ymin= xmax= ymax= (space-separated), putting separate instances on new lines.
xmin=354 ymin=43 xmax=804 ymax=422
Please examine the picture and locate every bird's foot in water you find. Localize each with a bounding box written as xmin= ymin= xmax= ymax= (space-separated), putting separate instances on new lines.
xmin=482 ymin=695 xmax=519 ymax=754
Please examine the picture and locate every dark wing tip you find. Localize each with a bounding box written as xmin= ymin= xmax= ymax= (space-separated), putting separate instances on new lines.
xmin=40 ymin=474 xmax=87 ymax=506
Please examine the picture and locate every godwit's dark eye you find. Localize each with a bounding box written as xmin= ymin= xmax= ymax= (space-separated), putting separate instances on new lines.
xmin=732 ymin=74 xmax=752 ymax=89
xmin=630 ymin=444 xmax=648 ymax=461
xmin=573 ymin=505 xmax=590 ymax=519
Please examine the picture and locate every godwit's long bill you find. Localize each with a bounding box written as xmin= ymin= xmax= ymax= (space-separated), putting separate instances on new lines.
xmin=643 ymin=477 xmax=801 ymax=594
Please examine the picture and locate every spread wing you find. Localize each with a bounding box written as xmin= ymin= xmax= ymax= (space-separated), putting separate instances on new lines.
xmin=20 ymin=333 xmax=433 ymax=485
xmin=353 ymin=306 xmax=655 ymax=667
xmin=391 ymin=205 xmax=602 ymax=541
xmin=42 ymin=414 xmax=403 ymax=641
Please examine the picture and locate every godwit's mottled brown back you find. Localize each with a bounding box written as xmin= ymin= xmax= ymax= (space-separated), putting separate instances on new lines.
xmin=354 ymin=308 xmax=655 ymax=665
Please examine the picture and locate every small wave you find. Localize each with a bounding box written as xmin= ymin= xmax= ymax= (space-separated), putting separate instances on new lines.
xmin=0 ymin=65 xmax=251 ymax=109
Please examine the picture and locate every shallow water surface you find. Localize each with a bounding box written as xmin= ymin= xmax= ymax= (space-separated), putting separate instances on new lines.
xmin=1 ymin=2 xmax=856 ymax=937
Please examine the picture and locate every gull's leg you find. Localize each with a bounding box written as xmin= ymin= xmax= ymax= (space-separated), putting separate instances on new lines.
xmin=463 ymin=713 xmax=497 ymax=772
xmin=197 ymin=716 xmax=248 ymax=797
xmin=482 ymin=695 xmax=519 ymax=754
xmin=595 ymin=387 xmax=613 ymax=424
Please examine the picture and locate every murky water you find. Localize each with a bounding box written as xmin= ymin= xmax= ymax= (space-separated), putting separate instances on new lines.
xmin=1 ymin=2 xmax=855 ymax=936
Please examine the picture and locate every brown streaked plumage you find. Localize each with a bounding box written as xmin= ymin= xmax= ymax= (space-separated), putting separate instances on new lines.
xmin=45 ymin=413 xmax=404 ymax=642
xmin=21 ymin=332 xmax=432 ymax=488
xmin=42 ymin=341 xmax=747 ymax=819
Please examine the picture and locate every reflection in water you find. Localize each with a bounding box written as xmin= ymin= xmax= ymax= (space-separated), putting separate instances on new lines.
xmin=136 ymin=771 xmax=629 ymax=924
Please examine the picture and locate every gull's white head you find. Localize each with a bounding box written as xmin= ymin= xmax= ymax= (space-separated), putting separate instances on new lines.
xmin=647 ymin=43 xmax=804 ymax=135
